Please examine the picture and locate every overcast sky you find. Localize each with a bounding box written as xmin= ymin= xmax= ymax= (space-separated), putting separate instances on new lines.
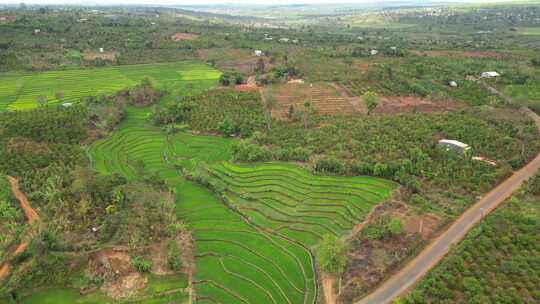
xmin=1 ymin=0 xmax=379 ymax=4
xmin=0 ymin=0 xmax=510 ymax=5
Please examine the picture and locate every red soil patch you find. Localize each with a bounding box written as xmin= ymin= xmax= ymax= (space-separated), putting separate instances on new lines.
xmin=357 ymin=63 xmax=370 ymax=71
xmin=402 ymin=213 xmax=441 ymax=240
xmin=267 ymin=82 xmax=359 ymax=119
xmin=413 ymin=50 xmax=519 ymax=60
xmin=171 ymin=32 xmax=199 ymax=41
xmin=373 ymin=96 xmax=461 ymax=115
xmin=84 ymin=51 xmax=117 ymax=62
xmin=234 ymin=84 xmax=258 ymax=92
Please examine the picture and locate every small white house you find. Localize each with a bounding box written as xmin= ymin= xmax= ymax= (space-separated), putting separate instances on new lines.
xmin=438 ymin=139 xmax=471 ymax=154
xmin=254 ymin=50 xmax=263 ymax=57
xmin=62 ymin=103 xmax=73 ymax=107
xmin=448 ymin=81 xmax=458 ymax=88
xmin=99 ymin=47 xmax=104 ymax=53
xmin=264 ymin=37 xmax=273 ymax=41
xmin=370 ymin=49 xmax=378 ymax=56
xmin=34 ymin=28 xmax=41 ymax=34
xmin=481 ymin=71 xmax=500 ymax=78
xmin=279 ymin=38 xmax=290 ymax=43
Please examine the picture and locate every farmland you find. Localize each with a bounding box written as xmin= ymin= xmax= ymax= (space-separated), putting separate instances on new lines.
xmin=89 ymin=64 xmax=395 ymax=303
xmin=265 ymin=82 xmax=362 ymax=118
xmin=0 ymin=62 xmax=220 ymax=111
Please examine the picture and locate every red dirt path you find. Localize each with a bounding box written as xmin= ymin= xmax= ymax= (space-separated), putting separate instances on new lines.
xmin=0 ymin=176 xmax=42 ymax=281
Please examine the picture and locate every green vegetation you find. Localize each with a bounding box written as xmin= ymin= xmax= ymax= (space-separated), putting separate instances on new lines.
xmin=362 ymin=216 xmax=404 ymax=241
xmin=235 ymin=108 xmax=539 ymax=217
xmin=0 ymin=62 xmax=219 ymax=111
xmin=315 ymin=235 xmax=348 ymax=275
xmin=0 ymin=175 xmax=24 ymax=258
xmin=405 ymin=172 xmax=540 ymax=304
xmin=149 ymin=89 xmax=265 ymax=137
xmin=90 ymin=63 xmax=395 ymax=303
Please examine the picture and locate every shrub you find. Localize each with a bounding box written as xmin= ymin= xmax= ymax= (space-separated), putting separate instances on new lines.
xmin=131 ymin=256 xmax=152 ymax=273
xmin=314 ymin=158 xmax=345 ymax=175
xmin=233 ymin=140 xmax=272 ymax=162
xmin=167 ymin=241 xmax=182 ymax=271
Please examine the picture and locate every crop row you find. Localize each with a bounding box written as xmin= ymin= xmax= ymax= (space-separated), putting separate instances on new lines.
xmin=0 ymin=62 xmax=217 ymax=111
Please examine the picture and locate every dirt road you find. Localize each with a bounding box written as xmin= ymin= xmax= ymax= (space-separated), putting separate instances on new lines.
xmin=0 ymin=176 xmax=42 ymax=281
xmin=355 ymin=108 xmax=540 ymax=304
xmin=6 ymin=176 xmax=40 ymax=223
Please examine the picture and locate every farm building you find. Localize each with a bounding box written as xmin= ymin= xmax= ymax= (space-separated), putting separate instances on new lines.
xmin=481 ymin=71 xmax=500 ymax=78
xmin=438 ymin=139 xmax=471 ymax=154
xmin=254 ymin=50 xmax=263 ymax=56
xmin=370 ymin=49 xmax=379 ymax=56
xmin=448 ymin=81 xmax=458 ymax=87
xmin=279 ymin=38 xmax=290 ymax=43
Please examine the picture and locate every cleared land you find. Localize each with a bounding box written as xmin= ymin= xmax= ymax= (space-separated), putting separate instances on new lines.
xmin=266 ymin=82 xmax=359 ymax=118
xmin=89 ymin=64 xmax=395 ymax=303
xmin=0 ymin=62 xmax=220 ymax=111
xmin=171 ymin=33 xmax=200 ymax=41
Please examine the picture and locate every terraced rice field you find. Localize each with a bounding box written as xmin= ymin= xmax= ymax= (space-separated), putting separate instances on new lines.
xmin=89 ymin=64 xmax=395 ymax=303
xmin=267 ymin=82 xmax=359 ymax=118
xmin=0 ymin=62 xmax=220 ymax=111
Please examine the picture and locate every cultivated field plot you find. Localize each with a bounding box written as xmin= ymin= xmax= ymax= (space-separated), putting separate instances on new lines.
xmin=197 ymin=48 xmax=269 ymax=75
xmin=0 ymin=62 xmax=220 ymax=111
xmin=266 ymin=82 xmax=360 ymax=118
xmin=90 ymin=64 xmax=395 ymax=303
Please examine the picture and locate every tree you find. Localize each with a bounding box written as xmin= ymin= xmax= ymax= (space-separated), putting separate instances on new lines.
xmin=315 ymin=234 xmax=348 ymax=274
xmin=362 ymin=91 xmax=379 ymax=115
xmin=255 ymin=58 xmax=265 ymax=74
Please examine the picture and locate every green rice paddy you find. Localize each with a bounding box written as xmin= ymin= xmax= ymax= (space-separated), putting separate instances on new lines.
xmin=0 ymin=62 xmax=220 ymax=111
xmin=12 ymin=62 xmax=395 ymax=303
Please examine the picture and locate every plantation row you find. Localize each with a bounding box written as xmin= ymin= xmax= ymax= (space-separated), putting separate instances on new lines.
xmin=0 ymin=62 xmax=219 ymax=111
xmin=405 ymin=174 xmax=540 ymax=304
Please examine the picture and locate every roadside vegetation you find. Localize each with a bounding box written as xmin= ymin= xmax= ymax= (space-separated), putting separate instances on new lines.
xmin=405 ymin=172 xmax=540 ymax=304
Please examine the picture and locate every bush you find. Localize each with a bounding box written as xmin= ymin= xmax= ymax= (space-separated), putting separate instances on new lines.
xmin=131 ymin=256 xmax=152 ymax=273
xmin=314 ymin=158 xmax=345 ymax=175
xmin=167 ymin=241 xmax=182 ymax=271
xmin=233 ymin=140 xmax=272 ymax=162
xmin=315 ymin=234 xmax=347 ymax=274
xmin=363 ymin=216 xmax=404 ymax=240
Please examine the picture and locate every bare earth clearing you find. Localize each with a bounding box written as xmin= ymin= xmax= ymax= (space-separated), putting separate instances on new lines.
xmin=267 ymin=82 xmax=359 ymax=118
xmin=413 ymin=50 xmax=521 ymax=60
xmin=373 ymin=96 xmax=461 ymax=114
xmin=171 ymin=32 xmax=200 ymax=41
xmin=84 ymin=51 xmax=117 ymax=62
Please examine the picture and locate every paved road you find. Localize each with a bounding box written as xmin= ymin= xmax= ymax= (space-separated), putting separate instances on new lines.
xmin=356 ymin=108 xmax=540 ymax=304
